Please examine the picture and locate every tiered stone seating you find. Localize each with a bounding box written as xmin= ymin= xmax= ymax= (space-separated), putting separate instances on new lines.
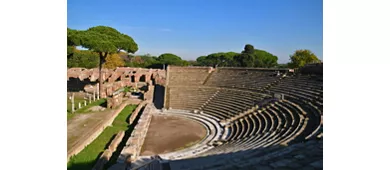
xmin=168 ymin=67 xmax=211 ymax=86
xmin=143 ymin=67 xmax=323 ymax=169
xmin=167 ymin=86 xmax=218 ymax=110
xmin=268 ymin=74 xmax=323 ymax=140
xmin=194 ymin=99 xmax=309 ymax=157
xmin=205 ymin=68 xmax=283 ymax=90
xmin=200 ymin=89 xmax=266 ymax=119
xmin=269 ymin=74 xmax=323 ymax=105
xmin=286 ymin=97 xmax=322 ymax=140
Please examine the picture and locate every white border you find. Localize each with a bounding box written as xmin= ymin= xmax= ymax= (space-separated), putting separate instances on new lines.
xmin=325 ymin=0 xmax=390 ymax=169
xmin=1 ymin=0 xmax=390 ymax=169
xmin=0 ymin=0 xmax=67 ymax=169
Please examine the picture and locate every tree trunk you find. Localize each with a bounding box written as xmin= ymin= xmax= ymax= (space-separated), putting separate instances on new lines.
xmin=98 ymin=52 xmax=108 ymax=98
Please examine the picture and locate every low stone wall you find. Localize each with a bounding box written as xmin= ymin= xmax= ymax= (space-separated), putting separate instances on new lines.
xmin=128 ymin=101 xmax=147 ymax=125
xmin=115 ymin=104 xmax=154 ymax=165
xmin=92 ymin=149 xmax=112 ymax=170
xmin=107 ymin=92 xmax=124 ymax=109
xmin=67 ymin=101 xmax=134 ymax=162
xmin=92 ymin=131 xmax=125 ymax=170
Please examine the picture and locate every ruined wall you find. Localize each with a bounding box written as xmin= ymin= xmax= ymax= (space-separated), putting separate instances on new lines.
xmin=107 ymin=92 xmax=124 ymax=109
xmin=143 ymin=85 xmax=155 ymax=103
xmin=92 ymin=131 xmax=125 ymax=170
xmin=117 ymin=103 xmax=154 ymax=164
xmin=128 ymin=101 xmax=148 ymax=125
xmin=67 ymin=67 xmax=166 ymax=97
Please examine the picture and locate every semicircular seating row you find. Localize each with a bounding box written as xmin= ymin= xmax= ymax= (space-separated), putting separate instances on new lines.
xmin=165 ymin=73 xmax=322 ymax=156
xmin=157 ymin=109 xmax=224 ymax=160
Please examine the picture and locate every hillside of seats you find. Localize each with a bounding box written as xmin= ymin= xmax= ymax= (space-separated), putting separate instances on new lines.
xmin=165 ymin=66 xmax=322 ymax=141
xmin=266 ymin=73 xmax=323 ymax=140
xmin=204 ymin=67 xmax=284 ymax=90
xmin=159 ymin=66 xmax=323 ymax=169
xmin=167 ymin=66 xmax=212 ymax=86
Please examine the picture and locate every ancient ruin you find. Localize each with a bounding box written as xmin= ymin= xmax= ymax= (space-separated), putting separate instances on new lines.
xmin=67 ymin=64 xmax=323 ymax=170
xmin=67 ymin=67 xmax=166 ymax=97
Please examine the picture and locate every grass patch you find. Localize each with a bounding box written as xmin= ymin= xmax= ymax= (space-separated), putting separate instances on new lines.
xmin=67 ymin=104 xmax=137 ymax=170
xmin=67 ymin=97 xmax=85 ymax=113
xmin=67 ymin=98 xmax=107 ymax=120
xmin=123 ymin=86 xmax=130 ymax=93
xmin=75 ymin=98 xmax=107 ymax=113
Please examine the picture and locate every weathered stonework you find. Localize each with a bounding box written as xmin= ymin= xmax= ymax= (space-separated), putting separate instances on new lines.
xmin=67 ymin=67 xmax=166 ymax=96
xmin=107 ymin=92 xmax=124 ymax=109
xmin=115 ymin=103 xmax=154 ymax=166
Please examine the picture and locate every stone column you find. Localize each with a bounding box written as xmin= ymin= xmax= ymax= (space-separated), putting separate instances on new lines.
xmin=89 ymin=95 xmax=92 ymax=103
xmin=84 ymin=100 xmax=87 ymax=106
xmin=93 ymin=90 xmax=96 ymax=101
xmin=78 ymin=102 xmax=81 ymax=109
xmin=71 ymin=93 xmax=75 ymax=113
xmin=97 ymin=84 xmax=100 ymax=100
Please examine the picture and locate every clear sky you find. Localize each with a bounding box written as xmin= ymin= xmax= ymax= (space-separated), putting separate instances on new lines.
xmin=68 ymin=0 xmax=322 ymax=63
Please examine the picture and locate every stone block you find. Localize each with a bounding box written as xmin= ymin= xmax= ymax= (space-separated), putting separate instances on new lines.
xmin=108 ymin=131 xmax=125 ymax=152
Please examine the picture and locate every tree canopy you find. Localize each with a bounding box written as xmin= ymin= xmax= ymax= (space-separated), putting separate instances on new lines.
xmin=195 ymin=44 xmax=278 ymax=68
xmin=67 ymin=49 xmax=99 ymax=68
xmin=243 ymin=44 xmax=255 ymax=54
xmin=253 ymin=49 xmax=278 ymax=68
xmin=287 ymin=49 xmax=321 ymax=68
xmin=157 ymin=53 xmax=188 ymax=66
xmin=72 ymin=26 xmax=138 ymax=54
xmin=68 ymin=26 xmax=319 ymax=73
xmin=67 ymin=26 xmax=138 ymax=97
xmin=198 ymin=52 xmax=240 ymax=67
xmin=121 ymin=53 xmax=189 ymax=68
xmin=125 ymin=54 xmax=160 ymax=68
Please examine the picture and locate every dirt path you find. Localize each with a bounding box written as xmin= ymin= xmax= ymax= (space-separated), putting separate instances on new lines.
xmin=67 ymin=110 xmax=114 ymax=152
xmin=140 ymin=115 xmax=207 ymax=156
xmin=67 ymin=98 xmax=143 ymax=155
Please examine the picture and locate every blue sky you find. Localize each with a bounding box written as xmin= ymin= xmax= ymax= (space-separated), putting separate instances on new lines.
xmin=68 ymin=0 xmax=322 ymax=63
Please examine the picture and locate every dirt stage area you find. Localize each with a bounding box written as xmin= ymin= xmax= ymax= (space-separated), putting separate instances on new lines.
xmin=140 ymin=115 xmax=207 ymax=156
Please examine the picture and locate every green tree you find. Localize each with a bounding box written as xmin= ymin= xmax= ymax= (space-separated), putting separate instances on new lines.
xmin=67 ymin=49 xmax=99 ymax=68
xmin=194 ymin=44 xmax=278 ymax=68
xmin=288 ymin=49 xmax=320 ymax=68
xmin=243 ymin=44 xmax=255 ymax=54
xmin=124 ymin=54 xmax=164 ymax=68
xmin=157 ymin=53 xmax=185 ymax=66
xmin=67 ymin=26 xmax=138 ymax=97
xmin=67 ymin=28 xmax=80 ymax=58
xmin=196 ymin=56 xmax=212 ymax=66
xmin=195 ymin=52 xmax=239 ymax=67
xmin=253 ymin=49 xmax=278 ymax=68
xmin=235 ymin=44 xmax=256 ymax=67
